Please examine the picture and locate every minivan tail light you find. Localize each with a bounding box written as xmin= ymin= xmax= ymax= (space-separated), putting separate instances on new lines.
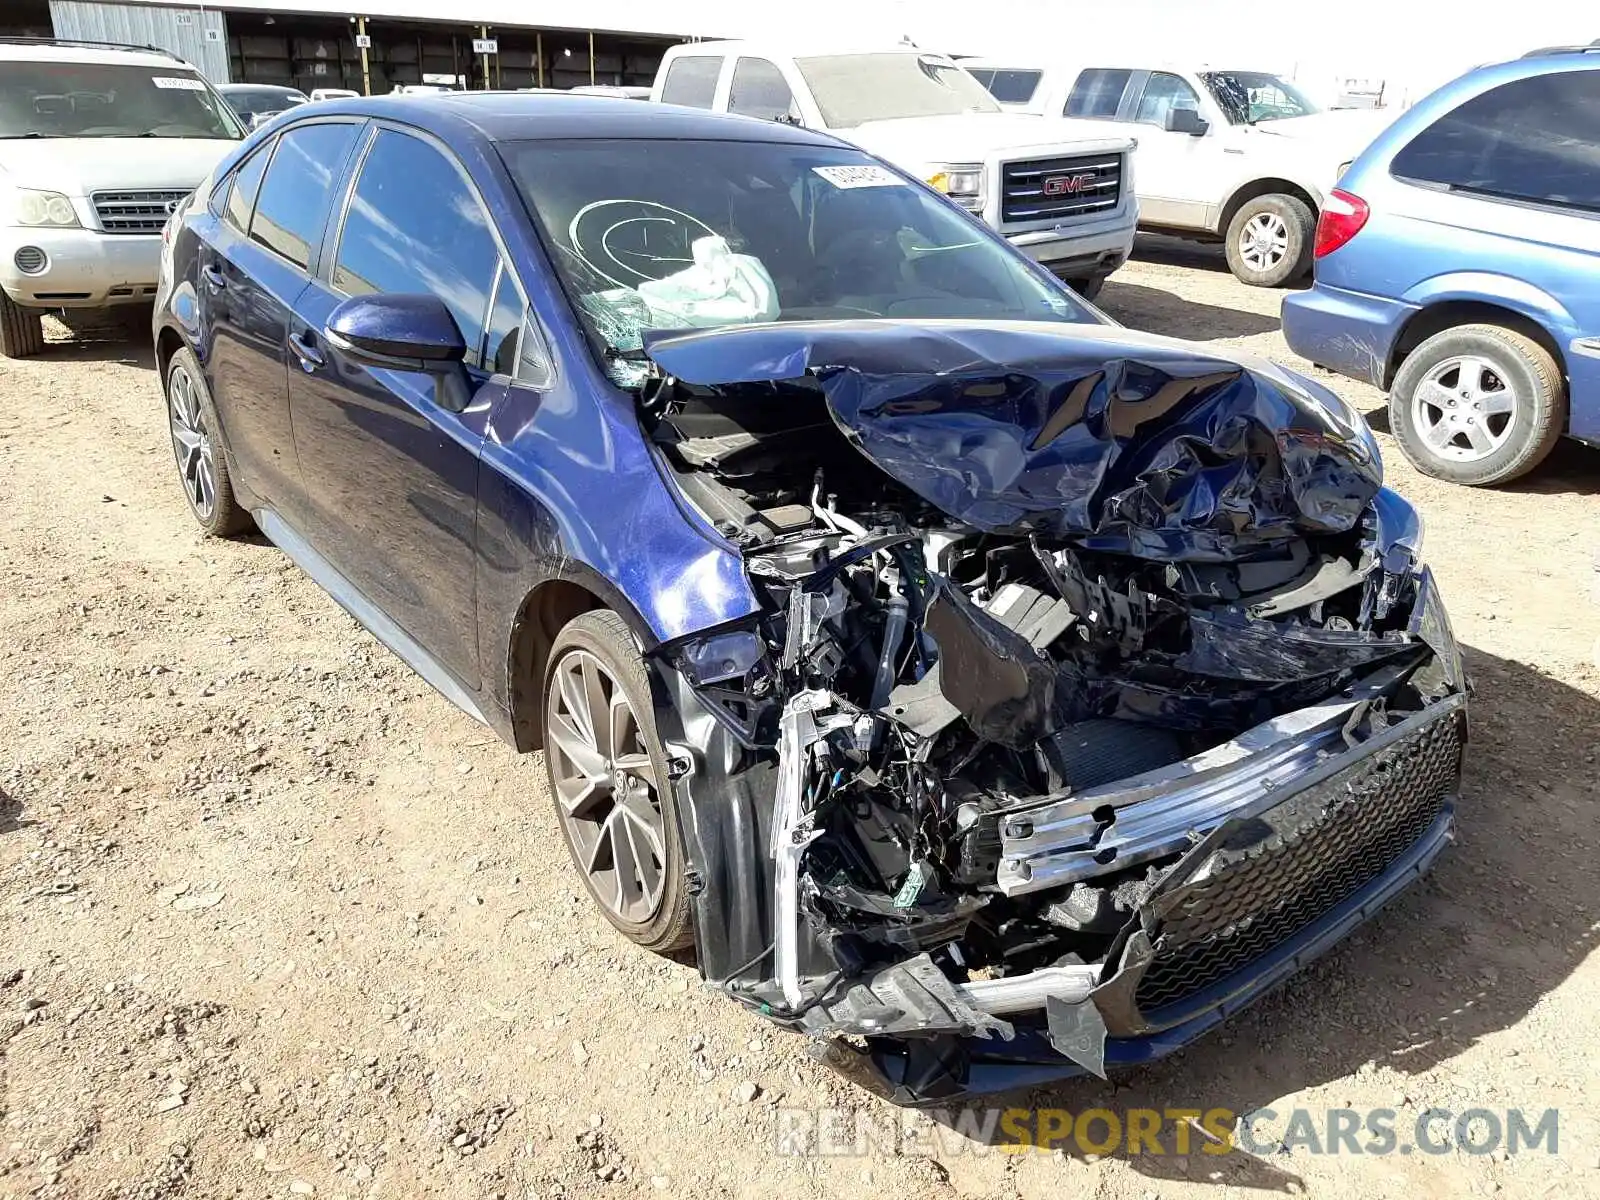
xmin=1314 ymin=188 xmax=1370 ymax=258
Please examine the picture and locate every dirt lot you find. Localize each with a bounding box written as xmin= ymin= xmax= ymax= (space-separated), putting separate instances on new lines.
xmin=2 ymin=238 xmax=1598 ymax=1200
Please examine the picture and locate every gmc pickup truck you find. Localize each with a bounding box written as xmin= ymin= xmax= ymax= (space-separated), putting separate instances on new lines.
xmin=650 ymin=42 xmax=1139 ymax=298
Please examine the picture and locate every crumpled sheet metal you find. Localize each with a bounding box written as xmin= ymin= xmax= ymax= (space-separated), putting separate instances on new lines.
xmin=643 ymin=321 xmax=1383 ymax=561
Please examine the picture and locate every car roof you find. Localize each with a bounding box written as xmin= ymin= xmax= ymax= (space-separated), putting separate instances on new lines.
xmin=302 ymin=91 xmax=847 ymax=146
xmin=0 ymin=40 xmax=189 ymax=70
xmin=666 ymin=40 xmax=941 ymax=59
xmin=218 ymin=83 xmax=304 ymax=94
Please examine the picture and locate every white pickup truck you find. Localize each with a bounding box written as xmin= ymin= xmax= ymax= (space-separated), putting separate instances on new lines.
xmin=650 ymin=42 xmax=1138 ymax=298
xmin=964 ymin=60 xmax=1394 ymax=286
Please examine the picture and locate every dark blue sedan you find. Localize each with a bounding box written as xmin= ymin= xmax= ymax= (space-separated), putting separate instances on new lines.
xmin=155 ymin=93 xmax=1465 ymax=1103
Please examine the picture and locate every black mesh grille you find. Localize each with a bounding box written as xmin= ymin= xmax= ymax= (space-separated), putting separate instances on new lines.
xmin=1000 ymin=153 xmax=1122 ymax=224
xmin=92 ymin=190 xmax=189 ymax=234
xmin=1134 ymin=709 xmax=1462 ymax=1014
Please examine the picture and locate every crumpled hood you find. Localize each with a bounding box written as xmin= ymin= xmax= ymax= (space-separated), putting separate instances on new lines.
xmin=643 ymin=319 xmax=1382 ymax=561
xmin=0 ymin=138 xmax=235 ymax=197
xmin=1241 ymin=109 xmax=1397 ymax=156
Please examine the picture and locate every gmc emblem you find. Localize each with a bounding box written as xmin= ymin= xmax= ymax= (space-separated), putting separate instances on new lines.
xmin=1042 ymin=173 xmax=1095 ymax=196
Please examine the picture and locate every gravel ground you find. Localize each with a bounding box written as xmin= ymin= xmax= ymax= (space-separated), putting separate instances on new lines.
xmin=2 ymin=237 xmax=1598 ymax=1200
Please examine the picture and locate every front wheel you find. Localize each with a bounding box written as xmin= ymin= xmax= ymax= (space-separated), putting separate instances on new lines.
xmin=0 ymin=292 xmax=45 ymax=359
xmin=1061 ymin=274 xmax=1106 ymax=301
xmin=542 ymin=610 xmax=694 ymax=954
xmin=1388 ymin=323 xmax=1566 ymax=486
xmin=1224 ymin=193 xmax=1314 ymax=287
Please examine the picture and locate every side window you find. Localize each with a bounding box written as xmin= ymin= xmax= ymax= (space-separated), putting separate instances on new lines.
xmin=223 ymin=142 xmax=270 ymax=234
xmin=482 ymin=263 xmax=523 ymax=376
xmin=728 ymin=57 xmax=797 ymax=122
xmin=660 ymin=56 xmax=722 ymax=108
xmin=332 ymin=128 xmax=500 ymax=369
xmin=250 ymin=122 xmax=359 ymax=269
xmin=1391 ymin=69 xmax=1600 ymax=212
xmin=1065 ymin=68 xmax=1132 ymax=119
xmin=1134 ymin=71 xmax=1202 ymax=126
xmin=985 ymin=70 xmax=1043 ymax=105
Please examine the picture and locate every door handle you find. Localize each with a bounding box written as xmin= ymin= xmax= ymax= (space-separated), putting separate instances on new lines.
xmin=201 ymin=263 xmax=227 ymax=290
xmin=287 ymin=330 xmax=325 ymax=371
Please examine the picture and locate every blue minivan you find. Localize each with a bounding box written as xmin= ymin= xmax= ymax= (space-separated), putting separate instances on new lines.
xmin=1283 ymin=47 xmax=1600 ymax=485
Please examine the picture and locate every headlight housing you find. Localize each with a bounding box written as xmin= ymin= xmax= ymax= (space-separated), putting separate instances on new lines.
xmin=926 ymin=164 xmax=984 ymax=213
xmin=9 ymin=189 xmax=81 ymax=229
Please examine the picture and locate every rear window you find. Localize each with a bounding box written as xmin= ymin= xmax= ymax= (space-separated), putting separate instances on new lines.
xmin=1065 ymin=68 xmax=1132 ymax=119
xmin=1391 ymin=68 xmax=1600 ymax=213
xmin=660 ymin=56 xmax=721 ymax=108
xmin=969 ymin=68 xmax=1042 ymax=105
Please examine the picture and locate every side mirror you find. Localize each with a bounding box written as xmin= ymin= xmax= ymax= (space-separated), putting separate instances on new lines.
xmin=1164 ymin=107 xmax=1209 ymax=136
xmin=325 ymin=293 xmax=473 ymax=410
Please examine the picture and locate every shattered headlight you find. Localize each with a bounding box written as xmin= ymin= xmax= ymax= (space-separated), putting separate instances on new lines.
xmin=7 ymin=188 xmax=80 ymax=229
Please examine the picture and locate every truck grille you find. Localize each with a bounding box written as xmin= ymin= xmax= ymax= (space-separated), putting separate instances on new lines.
xmin=1000 ymin=153 xmax=1122 ymax=224
xmin=92 ymin=190 xmax=189 ymax=235
xmin=1134 ymin=707 xmax=1463 ymax=1016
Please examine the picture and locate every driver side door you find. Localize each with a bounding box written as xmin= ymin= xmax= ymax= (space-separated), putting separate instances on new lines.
xmin=1123 ymin=71 xmax=1227 ymax=230
xmin=286 ymin=125 xmax=522 ymax=690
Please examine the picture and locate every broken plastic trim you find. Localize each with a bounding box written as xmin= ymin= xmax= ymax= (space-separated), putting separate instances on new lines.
xmin=998 ymin=677 xmax=1463 ymax=897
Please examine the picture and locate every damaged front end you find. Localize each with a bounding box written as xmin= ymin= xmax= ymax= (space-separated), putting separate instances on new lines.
xmin=640 ymin=321 xmax=1465 ymax=1103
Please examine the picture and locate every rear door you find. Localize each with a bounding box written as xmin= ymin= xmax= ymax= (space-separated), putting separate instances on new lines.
xmin=1387 ymin=65 xmax=1600 ymax=442
xmin=198 ymin=121 xmax=363 ymax=518
xmin=286 ymin=124 xmax=512 ymax=686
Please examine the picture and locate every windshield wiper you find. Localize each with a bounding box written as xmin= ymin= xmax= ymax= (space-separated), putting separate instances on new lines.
xmin=0 ymin=132 xmax=59 ymax=139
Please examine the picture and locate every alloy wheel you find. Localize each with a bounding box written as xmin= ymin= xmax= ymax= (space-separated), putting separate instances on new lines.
xmin=545 ymin=649 xmax=668 ymax=924
xmin=167 ymin=365 xmax=216 ymax=520
xmin=1411 ymin=355 xmax=1517 ymax=462
xmin=1238 ymin=211 xmax=1289 ymax=271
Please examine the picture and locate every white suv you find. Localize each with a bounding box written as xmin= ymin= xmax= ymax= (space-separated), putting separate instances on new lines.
xmin=965 ymin=60 xmax=1394 ymax=286
xmin=0 ymin=39 xmax=243 ymax=357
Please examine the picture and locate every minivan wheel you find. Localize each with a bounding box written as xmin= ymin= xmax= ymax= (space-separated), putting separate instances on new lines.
xmin=0 ymin=292 xmax=46 ymax=359
xmin=542 ymin=610 xmax=694 ymax=955
xmin=165 ymin=346 xmax=253 ymax=537
xmin=1389 ymin=324 xmax=1566 ymax=486
xmin=1224 ymin=193 xmax=1314 ymax=287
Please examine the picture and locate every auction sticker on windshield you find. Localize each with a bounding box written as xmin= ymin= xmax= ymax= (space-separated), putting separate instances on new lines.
xmin=152 ymin=75 xmax=207 ymax=90
xmin=813 ymin=164 xmax=905 ymax=189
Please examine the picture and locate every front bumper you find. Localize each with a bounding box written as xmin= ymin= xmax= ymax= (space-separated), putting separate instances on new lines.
xmin=1281 ymin=282 xmax=1418 ymax=390
xmin=1004 ymin=209 xmax=1136 ymax=277
xmin=0 ymin=227 xmax=162 ymax=308
xmin=824 ymin=690 xmax=1466 ymax=1103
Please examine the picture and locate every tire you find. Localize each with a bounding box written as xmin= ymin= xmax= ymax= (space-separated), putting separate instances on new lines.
xmin=1063 ymin=274 xmax=1106 ymax=301
xmin=1224 ymin=193 xmax=1314 ymax=287
xmin=164 ymin=346 xmax=253 ymax=537
xmin=542 ymin=610 xmax=694 ymax=955
xmin=1388 ymin=323 xmax=1565 ymax=486
xmin=0 ymin=292 xmax=45 ymax=359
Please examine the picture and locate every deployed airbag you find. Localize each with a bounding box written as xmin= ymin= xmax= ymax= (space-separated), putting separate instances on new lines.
xmin=643 ymin=321 xmax=1382 ymax=561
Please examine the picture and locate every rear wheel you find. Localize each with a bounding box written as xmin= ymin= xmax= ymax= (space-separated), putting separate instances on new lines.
xmin=0 ymin=292 xmax=45 ymax=359
xmin=165 ymin=346 xmax=253 ymax=537
xmin=542 ymin=610 xmax=693 ymax=954
xmin=1224 ymin=193 xmax=1314 ymax=287
xmin=1389 ymin=323 xmax=1565 ymax=486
